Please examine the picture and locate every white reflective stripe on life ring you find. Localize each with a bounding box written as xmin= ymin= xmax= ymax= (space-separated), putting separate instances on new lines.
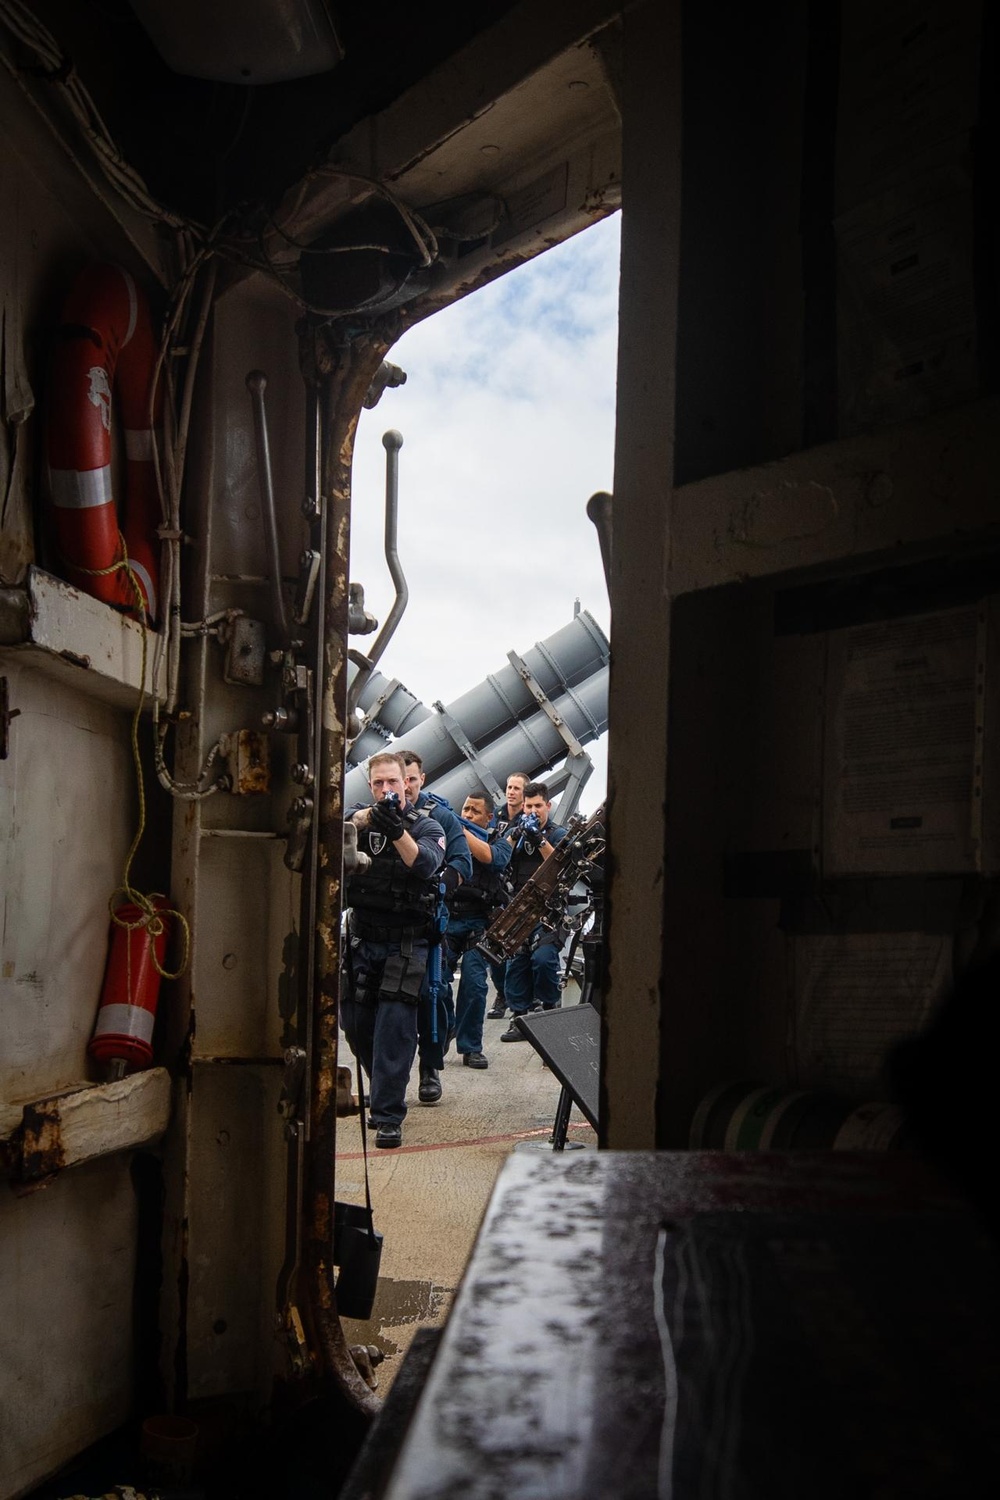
xmin=49 ymin=465 xmax=113 ymax=509
xmin=128 ymin=559 xmax=156 ymax=619
xmin=92 ymin=1002 xmax=155 ymax=1043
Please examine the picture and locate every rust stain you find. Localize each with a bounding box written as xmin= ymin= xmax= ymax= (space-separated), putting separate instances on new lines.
xmin=314 ymin=1189 xmax=331 ymax=1242
xmin=296 ymin=336 xmax=385 ymax=1420
xmin=226 ymin=728 xmax=271 ymax=795
xmin=59 ymin=648 xmax=92 ymax=670
xmin=581 ymin=186 xmax=620 ymax=213
xmin=17 ymin=1102 xmax=65 ymax=1181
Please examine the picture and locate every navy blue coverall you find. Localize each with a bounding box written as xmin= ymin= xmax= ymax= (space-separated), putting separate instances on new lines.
xmin=442 ymin=824 xmax=512 ymax=1054
xmin=503 ymin=818 xmax=568 ymax=1016
xmin=341 ymin=806 xmax=446 ymax=1126
xmin=414 ymin=790 xmax=472 ymax=1071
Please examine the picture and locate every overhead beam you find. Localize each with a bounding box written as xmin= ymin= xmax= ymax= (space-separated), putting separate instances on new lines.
xmin=266 ymin=0 xmax=622 ymax=313
xmin=332 ymin=0 xmax=625 ymax=184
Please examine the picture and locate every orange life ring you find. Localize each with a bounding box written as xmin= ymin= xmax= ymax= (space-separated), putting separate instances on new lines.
xmin=46 ymin=263 xmax=162 ymax=622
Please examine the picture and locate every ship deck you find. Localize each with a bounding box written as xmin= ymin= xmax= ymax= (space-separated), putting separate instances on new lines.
xmin=335 ymin=979 xmax=597 ymax=1391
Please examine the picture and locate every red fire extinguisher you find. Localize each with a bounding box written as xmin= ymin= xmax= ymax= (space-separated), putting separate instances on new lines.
xmin=89 ymin=897 xmax=172 ymax=1077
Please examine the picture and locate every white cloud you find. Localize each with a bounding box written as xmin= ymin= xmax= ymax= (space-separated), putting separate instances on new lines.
xmin=349 ymin=213 xmax=620 ymax=812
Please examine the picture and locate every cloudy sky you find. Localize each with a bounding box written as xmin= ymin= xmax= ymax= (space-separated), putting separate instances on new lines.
xmin=349 ymin=211 xmax=620 ymax=813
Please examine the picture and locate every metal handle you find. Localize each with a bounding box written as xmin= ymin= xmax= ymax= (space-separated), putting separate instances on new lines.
xmin=586 ymin=490 xmax=612 ymax=596
xmin=366 ymin=429 xmax=409 ymax=669
xmin=346 ymin=429 xmax=410 ymax=726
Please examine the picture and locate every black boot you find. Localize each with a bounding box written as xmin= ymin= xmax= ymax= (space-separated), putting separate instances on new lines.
xmin=418 ymin=1066 xmax=442 ymax=1103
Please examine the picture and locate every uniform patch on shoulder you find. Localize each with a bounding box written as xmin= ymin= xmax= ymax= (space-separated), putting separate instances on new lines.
xmin=438 ymin=836 xmax=447 ymax=848
xmin=369 ymin=833 xmax=387 ymax=855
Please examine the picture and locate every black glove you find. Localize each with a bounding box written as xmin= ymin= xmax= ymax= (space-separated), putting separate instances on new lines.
xmin=369 ymin=797 xmax=405 ymax=840
xmin=440 ymin=865 xmax=462 ymax=896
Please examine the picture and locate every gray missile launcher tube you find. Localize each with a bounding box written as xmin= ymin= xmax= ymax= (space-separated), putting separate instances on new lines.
xmin=344 ymin=609 xmax=609 ymax=807
xmin=421 ymin=668 xmax=608 ymax=809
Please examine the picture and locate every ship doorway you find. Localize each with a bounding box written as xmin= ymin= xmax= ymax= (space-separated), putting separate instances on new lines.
xmin=336 ymin=212 xmax=620 ymax=1387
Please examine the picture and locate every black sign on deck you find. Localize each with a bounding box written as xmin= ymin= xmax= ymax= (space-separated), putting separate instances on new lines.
xmin=515 ymin=1004 xmax=600 ymax=1129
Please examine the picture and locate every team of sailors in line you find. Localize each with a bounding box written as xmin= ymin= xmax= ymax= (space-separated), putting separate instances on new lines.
xmin=344 ymin=753 xmax=566 ymax=1148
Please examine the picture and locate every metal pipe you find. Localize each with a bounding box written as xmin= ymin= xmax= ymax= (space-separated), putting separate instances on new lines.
xmin=276 ymin=378 xmax=326 ymax=1370
xmin=366 ymin=429 xmax=408 ymax=670
xmin=246 ymin=369 xmax=291 ymax=646
xmin=298 ymin=380 xmax=324 ymax=1089
xmin=586 ymin=490 xmax=613 ymax=595
xmin=345 ymin=428 xmax=409 ymax=728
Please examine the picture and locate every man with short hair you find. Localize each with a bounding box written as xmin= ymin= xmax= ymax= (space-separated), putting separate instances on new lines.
xmin=486 ymin=771 xmax=532 ymax=1017
xmin=495 ymin=771 xmax=530 ymax=834
xmin=342 ymin=752 xmax=446 ymax=1147
xmin=442 ymin=789 xmax=513 ymax=1068
xmin=399 ymin=750 xmax=473 ymax=1104
xmin=500 ymin=780 xmax=568 ymax=1041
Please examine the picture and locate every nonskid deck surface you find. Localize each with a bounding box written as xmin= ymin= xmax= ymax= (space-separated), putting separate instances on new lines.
xmin=336 ymin=983 xmax=596 ymax=1387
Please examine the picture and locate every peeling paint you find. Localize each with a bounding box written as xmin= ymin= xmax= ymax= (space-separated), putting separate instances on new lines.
xmin=291 ymin=335 xmax=385 ymax=1422
xmin=18 ymin=1102 xmax=65 ymax=1180
xmin=59 ymin=648 xmax=92 ymax=670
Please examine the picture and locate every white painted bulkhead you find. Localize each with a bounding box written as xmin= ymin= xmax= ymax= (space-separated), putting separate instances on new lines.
xmin=0 ymin=103 xmax=158 ymax=1487
xmin=0 ymin=68 xmax=307 ymax=1486
xmin=156 ymin=277 xmax=306 ymax=1413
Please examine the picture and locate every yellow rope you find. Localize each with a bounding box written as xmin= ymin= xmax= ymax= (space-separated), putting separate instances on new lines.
xmin=75 ymin=541 xmax=191 ymax=984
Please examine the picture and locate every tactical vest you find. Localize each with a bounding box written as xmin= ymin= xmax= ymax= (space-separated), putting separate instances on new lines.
xmin=449 ymin=846 xmax=505 ymax=913
xmin=346 ymin=835 xmax=438 ymax=928
xmin=508 ymin=824 xmax=566 ymax=895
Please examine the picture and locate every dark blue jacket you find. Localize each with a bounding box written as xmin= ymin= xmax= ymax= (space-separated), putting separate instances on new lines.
xmin=345 ymin=803 xmax=446 ymax=924
xmin=417 ymin=791 xmax=474 ymax=886
xmin=449 ymin=825 xmax=512 ymax=914
xmin=506 ymin=818 xmax=567 ymax=896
